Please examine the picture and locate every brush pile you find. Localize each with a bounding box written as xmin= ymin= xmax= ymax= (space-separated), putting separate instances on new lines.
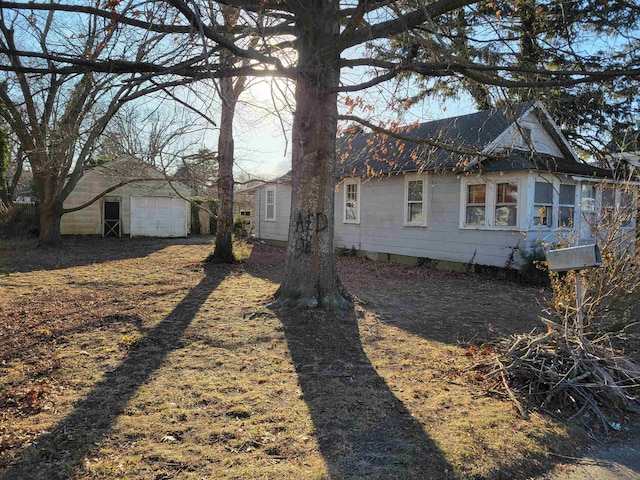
xmin=474 ymin=313 xmax=640 ymax=432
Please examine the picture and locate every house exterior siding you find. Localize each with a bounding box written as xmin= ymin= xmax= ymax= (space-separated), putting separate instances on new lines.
xmin=256 ymin=172 xmax=531 ymax=268
xmin=254 ymin=183 xmax=291 ymax=242
xmin=491 ymin=109 xmax=564 ymax=157
xmin=254 ymin=170 xmax=635 ymax=269
xmin=335 ymin=172 xmax=526 ymax=267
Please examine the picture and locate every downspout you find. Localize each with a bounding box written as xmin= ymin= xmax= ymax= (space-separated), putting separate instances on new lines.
xmin=256 ymin=188 xmax=261 ymax=239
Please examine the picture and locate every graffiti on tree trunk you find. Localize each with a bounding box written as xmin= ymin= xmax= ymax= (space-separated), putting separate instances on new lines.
xmin=294 ymin=210 xmax=328 ymax=255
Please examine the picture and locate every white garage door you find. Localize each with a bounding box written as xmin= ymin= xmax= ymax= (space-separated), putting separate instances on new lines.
xmin=130 ymin=197 xmax=187 ymax=237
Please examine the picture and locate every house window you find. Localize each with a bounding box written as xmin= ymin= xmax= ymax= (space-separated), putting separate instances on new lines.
xmin=405 ymin=176 xmax=426 ymax=225
xmin=240 ymin=210 xmax=251 ymax=217
xmin=465 ymin=184 xmax=486 ymax=226
xmin=599 ymin=187 xmax=635 ymax=228
xmin=558 ymin=184 xmax=576 ymax=228
xmin=533 ymin=181 xmax=553 ymax=227
xmin=265 ymin=187 xmax=276 ymax=221
xmin=344 ymin=179 xmax=360 ymax=223
xmin=580 ymin=184 xmax=596 ymax=213
xmin=495 ymin=183 xmax=518 ymax=227
xmin=620 ymin=190 xmax=634 ymax=227
xmin=601 ymin=187 xmax=615 ymax=222
xmin=581 ymin=184 xmax=597 ymax=235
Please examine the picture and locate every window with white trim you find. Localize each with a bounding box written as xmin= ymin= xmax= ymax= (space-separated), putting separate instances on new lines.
xmin=533 ymin=181 xmax=553 ymax=227
xmin=344 ymin=179 xmax=360 ymax=223
xmin=465 ymin=183 xmax=486 ymax=226
xmin=461 ymin=178 xmax=522 ymax=229
xmin=558 ymin=184 xmax=576 ymax=228
xmin=531 ymin=180 xmax=579 ymax=229
xmin=620 ymin=190 xmax=634 ymax=227
xmin=405 ymin=176 xmax=427 ymax=226
xmin=581 ymin=184 xmax=596 ymax=235
xmin=597 ymin=186 xmax=635 ymax=228
xmin=265 ymin=187 xmax=276 ymax=221
xmin=495 ymin=183 xmax=518 ymax=227
xmin=601 ymin=186 xmax=615 ymax=222
xmin=580 ymin=184 xmax=596 ymax=214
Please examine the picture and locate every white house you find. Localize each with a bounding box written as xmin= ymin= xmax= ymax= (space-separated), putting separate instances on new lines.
xmin=254 ymin=102 xmax=635 ymax=269
xmin=61 ymin=159 xmax=192 ymax=238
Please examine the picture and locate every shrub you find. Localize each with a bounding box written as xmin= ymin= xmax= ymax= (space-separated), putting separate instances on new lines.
xmin=190 ymin=198 xmax=217 ymax=235
xmin=233 ymin=216 xmax=251 ymax=239
xmin=0 ymin=203 xmax=39 ymax=237
xmin=518 ymin=241 xmax=549 ymax=286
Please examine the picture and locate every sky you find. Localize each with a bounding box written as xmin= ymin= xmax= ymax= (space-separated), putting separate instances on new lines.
xmin=205 ymin=77 xmax=479 ymax=182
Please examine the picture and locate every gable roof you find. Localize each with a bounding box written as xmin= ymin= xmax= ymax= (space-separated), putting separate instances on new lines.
xmin=336 ymin=101 xmax=610 ymax=178
xmin=84 ymin=157 xmax=194 ymax=196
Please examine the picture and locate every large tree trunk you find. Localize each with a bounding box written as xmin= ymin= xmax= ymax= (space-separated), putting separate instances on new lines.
xmin=34 ymin=170 xmax=64 ymax=247
xmin=210 ymin=76 xmax=237 ymax=263
xmin=0 ymin=128 xmax=9 ymax=207
xmin=38 ymin=198 xmax=63 ymax=247
xmin=274 ymin=1 xmax=349 ymax=310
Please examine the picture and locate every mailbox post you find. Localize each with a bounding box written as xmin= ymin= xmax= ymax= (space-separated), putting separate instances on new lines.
xmin=545 ymin=244 xmax=602 ymax=339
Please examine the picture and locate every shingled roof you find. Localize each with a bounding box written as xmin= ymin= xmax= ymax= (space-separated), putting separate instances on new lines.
xmin=480 ymin=152 xmax=613 ymax=178
xmin=335 ymin=102 xmax=612 ymax=178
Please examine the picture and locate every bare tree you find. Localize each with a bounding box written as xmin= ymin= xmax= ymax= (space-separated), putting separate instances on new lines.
xmin=0 ymin=120 xmax=9 ymax=206
xmin=0 ymin=2 xmax=195 ymax=245
xmin=175 ymin=149 xmax=219 ymax=198
xmin=204 ymin=5 xmax=250 ymax=263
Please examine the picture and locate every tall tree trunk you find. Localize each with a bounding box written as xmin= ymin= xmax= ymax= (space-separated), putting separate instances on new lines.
xmin=210 ymin=76 xmax=237 ymax=263
xmin=38 ymin=198 xmax=63 ymax=247
xmin=275 ymin=1 xmax=349 ymax=310
xmin=0 ymin=127 xmax=9 ymax=207
xmin=33 ymin=169 xmax=64 ymax=247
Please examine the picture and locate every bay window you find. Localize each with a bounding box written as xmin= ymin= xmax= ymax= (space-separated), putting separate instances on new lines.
xmin=558 ymin=184 xmax=576 ymax=228
xmin=533 ymin=181 xmax=553 ymax=227
xmin=620 ymin=190 xmax=634 ymax=227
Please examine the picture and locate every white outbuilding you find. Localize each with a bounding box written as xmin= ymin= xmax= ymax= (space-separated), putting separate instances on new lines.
xmin=60 ymin=159 xmax=192 ymax=238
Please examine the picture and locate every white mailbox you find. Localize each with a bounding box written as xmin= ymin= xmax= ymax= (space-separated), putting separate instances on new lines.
xmin=545 ymin=244 xmax=602 ymax=272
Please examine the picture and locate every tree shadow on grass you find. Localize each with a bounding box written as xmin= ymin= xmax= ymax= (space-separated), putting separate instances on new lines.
xmin=272 ymin=306 xmax=456 ymax=479
xmin=0 ymin=236 xmax=213 ymax=274
xmin=2 ymin=264 xmax=229 ymax=480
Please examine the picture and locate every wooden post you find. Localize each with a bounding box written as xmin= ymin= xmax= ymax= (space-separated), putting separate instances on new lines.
xmin=575 ymin=271 xmax=585 ymax=342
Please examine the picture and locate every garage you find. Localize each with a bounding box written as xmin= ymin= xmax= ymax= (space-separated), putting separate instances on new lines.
xmin=130 ymin=197 xmax=188 ymax=238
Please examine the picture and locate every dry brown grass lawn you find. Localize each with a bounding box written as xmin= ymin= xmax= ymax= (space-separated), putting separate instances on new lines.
xmin=1 ymin=236 xmax=622 ymax=479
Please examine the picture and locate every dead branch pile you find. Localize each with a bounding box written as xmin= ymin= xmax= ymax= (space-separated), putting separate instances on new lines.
xmin=474 ymin=315 xmax=640 ymax=431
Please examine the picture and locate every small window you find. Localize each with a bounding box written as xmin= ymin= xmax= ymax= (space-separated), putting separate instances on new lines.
xmin=405 ymin=177 xmax=426 ymax=225
xmin=344 ymin=179 xmax=360 ymax=223
xmin=580 ymin=184 xmax=596 ymax=213
xmin=620 ymin=190 xmax=634 ymax=227
xmin=558 ymin=184 xmax=575 ymax=228
xmin=581 ymin=184 xmax=597 ymax=236
xmin=495 ymin=183 xmax=518 ymax=227
xmin=466 ymin=184 xmax=486 ymax=226
xmin=240 ymin=210 xmax=251 ymax=217
xmin=265 ymin=187 xmax=276 ymax=221
xmin=533 ymin=181 xmax=553 ymax=227
xmin=601 ymin=187 xmax=615 ymax=221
